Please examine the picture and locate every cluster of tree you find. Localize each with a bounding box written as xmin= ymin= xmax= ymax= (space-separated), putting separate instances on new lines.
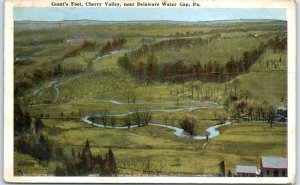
xmin=224 ymin=85 xmax=278 ymax=126
xmin=14 ymin=103 xmax=43 ymax=134
xmin=151 ymin=38 xmax=193 ymax=50
xmin=179 ymin=115 xmax=197 ymax=135
xmin=55 ymin=140 xmax=117 ymax=176
xmin=14 ymin=101 xmax=31 ymax=132
xmin=88 ymin=110 xmax=116 ymax=128
xmin=100 ymin=38 xmax=127 ymax=56
xmin=15 ymin=133 xmax=52 ymax=163
xmin=118 ymin=36 xmax=286 ymax=84
xmin=267 ymin=36 xmax=287 ymax=50
xmin=118 ymin=55 xmax=230 ymax=84
xmin=14 ymin=103 xmax=52 ymax=163
xmin=173 ymin=30 xmax=204 ymax=37
xmin=266 ymin=57 xmax=285 ymax=70
xmin=32 ymin=64 xmax=70 ymax=82
xmin=65 ymin=40 xmax=96 ymax=58
xmin=125 ymin=109 xmax=153 ymax=127
xmin=88 ymin=108 xmax=152 ymax=128
xmin=224 ymin=46 xmax=264 ymax=75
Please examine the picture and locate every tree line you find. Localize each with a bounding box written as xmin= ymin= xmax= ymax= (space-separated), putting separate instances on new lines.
xmin=100 ymin=38 xmax=127 ymax=56
xmin=88 ymin=108 xmax=153 ymax=128
xmin=172 ymin=30 xmax=204 ymax=37
xmin=118 ymin=36 xmax=286 ymax=84
xmin=65 ymin=40 xmax=96 ymax=58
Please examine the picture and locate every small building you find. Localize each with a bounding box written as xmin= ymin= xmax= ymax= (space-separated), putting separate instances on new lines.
xmin=235 ymin=164 xmax=258 ymax=177
xmin=260 ymin=156 xmax=287 ymax=177
xmin=275 ymin=106 xmax=287 ymax=122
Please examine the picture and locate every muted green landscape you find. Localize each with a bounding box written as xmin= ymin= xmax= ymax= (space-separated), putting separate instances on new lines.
xmin=14 ymin=19 xmax=287 ymax=176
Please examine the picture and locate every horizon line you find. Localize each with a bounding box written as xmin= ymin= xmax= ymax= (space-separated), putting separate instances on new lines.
xmin=14 ymin=18 xmax=286 ymax=22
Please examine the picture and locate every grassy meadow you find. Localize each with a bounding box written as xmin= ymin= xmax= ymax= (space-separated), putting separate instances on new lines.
xmin=14 ymin=120 xmax=286 ymax=175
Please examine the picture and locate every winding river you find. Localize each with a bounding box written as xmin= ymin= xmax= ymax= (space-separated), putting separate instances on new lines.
xmin=81 ymin=108 xmax=231 ymax=140
xmin=82 ymin=116 xmax=231 ymax=140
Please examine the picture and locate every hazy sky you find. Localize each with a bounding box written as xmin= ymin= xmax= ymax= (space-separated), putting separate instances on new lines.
xmin=14 ymin=8 xmax=286 ymax=21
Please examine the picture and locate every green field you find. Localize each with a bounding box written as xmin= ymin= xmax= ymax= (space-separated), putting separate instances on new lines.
xmin=14 ymin=20 xmax=288 ymax=176
xmin=15 ymin=121 xmax=286 ymax=175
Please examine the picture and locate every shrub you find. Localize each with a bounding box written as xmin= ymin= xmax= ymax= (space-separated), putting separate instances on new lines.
xmin=179 ymin=115 xmax=197 ymax=135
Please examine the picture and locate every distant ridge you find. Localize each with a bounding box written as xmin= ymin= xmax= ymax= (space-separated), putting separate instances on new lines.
xmin=15 ymin=19 xmax=286 ymax=23
xmin=14 ymin=19 xmax=286 ymax=31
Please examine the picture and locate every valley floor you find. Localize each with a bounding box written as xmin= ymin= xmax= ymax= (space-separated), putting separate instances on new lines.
xmin=15 ymin=121 xmax=287 ymax=175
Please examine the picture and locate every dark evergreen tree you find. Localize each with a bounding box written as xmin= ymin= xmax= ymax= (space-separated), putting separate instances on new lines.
xmin=35 ymin=117 xmax=44 ymax=133
xmin=102 ymin=153 xmax=111 ymax=176
xmin=81 ymin=139 xmax=94 ymax=173
xmin=108 ymin=147 xmax=117 ymax=175
xmin=14 ymin=103 xmax=32 ymax=133
xmin=218 ymin=160 xmax=225 ymax=177
xmin=34 ymin=134 xmax=52 ymax=163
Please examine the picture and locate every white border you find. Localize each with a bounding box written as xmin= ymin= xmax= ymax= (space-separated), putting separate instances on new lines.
xmin=3 ymin=0 xmax=296 ymax=183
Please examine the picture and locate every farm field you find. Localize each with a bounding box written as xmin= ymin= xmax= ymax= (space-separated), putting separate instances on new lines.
xmin=14 ymin=19 xmax=288 ymax=176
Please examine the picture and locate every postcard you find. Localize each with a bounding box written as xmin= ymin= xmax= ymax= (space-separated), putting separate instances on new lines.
xmin=3 ymin=0 xmax=296 ymax=183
